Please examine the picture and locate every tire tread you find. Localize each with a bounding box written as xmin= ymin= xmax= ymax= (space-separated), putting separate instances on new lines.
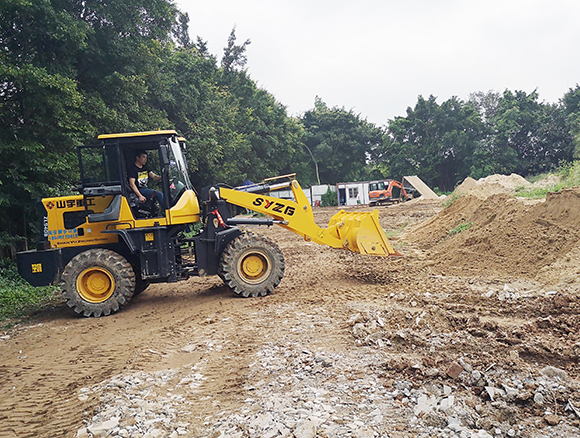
xmin=219 ymin=233 xmax=284 ymax=298
xmin=61 ymin=249 xmax=135 ymax=318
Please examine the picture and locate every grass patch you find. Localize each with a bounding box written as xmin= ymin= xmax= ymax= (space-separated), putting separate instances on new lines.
xmin=516 ymin=161 xmax=580 ymax=199
xmin=447 ymin=221 xmax=473 ymax=237
xmin=381 ymin=220 xmax=409 ymax=239
xmin=559 ymin=160 xmax=580 ymax=186
xmin=383 ymin=227 xmax=404 ymax=239
xmin=0 ymin=261 xmax=60 ymax=323
xmin=514 ymin=185 xmax=551 ymax=199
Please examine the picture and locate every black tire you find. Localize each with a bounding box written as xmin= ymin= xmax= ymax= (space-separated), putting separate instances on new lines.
xmin=61 ymin=249 xmax=136 ymax=317
xmin=219 ymin=233 xmax=285 ymax=298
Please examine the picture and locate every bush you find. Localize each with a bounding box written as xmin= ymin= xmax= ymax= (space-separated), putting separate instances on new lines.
xmin=433 ymin=187 xmax=452 ymax=196
xmin=320 ymin=186 xmax=338 ymax=207
xmin=559 ymin=160 xmax=580 ymax=186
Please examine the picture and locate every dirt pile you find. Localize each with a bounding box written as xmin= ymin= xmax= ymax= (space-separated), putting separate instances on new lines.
xmin=405 ymin=194 xmax=487 ymax=246
xmin=406 ymin=173 xmax=535 ymax=247
xmin=454 ymin=173 xmax=530 ymax=198
xmin=407 ymin=187 xmax=580 ymax=287
xmin=453 ymin=172 xmax=563 ymax=199
xmin=532 ymin=174 xmax=563 ymax=188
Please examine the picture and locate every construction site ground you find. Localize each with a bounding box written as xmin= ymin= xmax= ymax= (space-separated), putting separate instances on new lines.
xmin=1 ymin=174 xmax=579 ymax=438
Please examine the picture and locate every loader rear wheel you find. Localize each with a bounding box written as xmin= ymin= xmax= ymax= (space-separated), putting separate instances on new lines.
xmin=61 ymin=249 xmax=135 ymax=317
xmin=219 ymin=233 xmax=285 ymax=298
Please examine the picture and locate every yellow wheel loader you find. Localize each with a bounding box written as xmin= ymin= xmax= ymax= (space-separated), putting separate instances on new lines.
xmin=16 ymin=131 xmax=400 ymax=317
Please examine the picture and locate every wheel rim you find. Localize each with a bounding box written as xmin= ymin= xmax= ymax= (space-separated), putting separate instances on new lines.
xmin=77 ymin=267 xmax=115 ymax=303
xmin=238 ymin=250 xmax=272 ymax=284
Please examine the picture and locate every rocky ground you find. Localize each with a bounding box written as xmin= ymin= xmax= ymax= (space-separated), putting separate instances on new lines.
xmin=1 ymin=175 xmax=579 ymax=438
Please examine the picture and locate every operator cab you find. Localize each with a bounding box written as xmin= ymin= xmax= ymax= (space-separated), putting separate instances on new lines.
xmin=369 ymin=181 xmax=388 ymax=192
xmin=78 ymin=130 xmax=194 ymax=221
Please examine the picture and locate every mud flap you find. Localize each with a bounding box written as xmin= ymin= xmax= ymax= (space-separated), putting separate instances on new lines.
xmin=327 ymin=210 xmax=402 ymax=256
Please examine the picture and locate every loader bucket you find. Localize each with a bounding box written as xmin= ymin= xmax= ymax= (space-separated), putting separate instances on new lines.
xmin=327 ymin=209 xmax=402 ymax=256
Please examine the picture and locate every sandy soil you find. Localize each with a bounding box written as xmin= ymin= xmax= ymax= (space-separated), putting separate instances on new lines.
xmin=1 ymin=176 xmax=579 ymax=437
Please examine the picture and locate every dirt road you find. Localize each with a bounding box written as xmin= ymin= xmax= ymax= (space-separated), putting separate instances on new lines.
xmin=1 ymin=184 xmax=579 ymax=438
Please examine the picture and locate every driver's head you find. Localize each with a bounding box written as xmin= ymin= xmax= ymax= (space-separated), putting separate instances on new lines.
xmin=135 ymin=149 xmax=148 ymax=165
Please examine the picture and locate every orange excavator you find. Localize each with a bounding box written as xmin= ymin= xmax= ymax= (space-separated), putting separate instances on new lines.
xmin=368 ymin=180 xmax=414 ymax=206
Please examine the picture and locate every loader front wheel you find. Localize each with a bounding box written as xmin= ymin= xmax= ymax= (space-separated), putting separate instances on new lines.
xmin=219 ymin=233 xmax=285 ymax=298
xmin=61 ymin=249 xmax=136 ymax=317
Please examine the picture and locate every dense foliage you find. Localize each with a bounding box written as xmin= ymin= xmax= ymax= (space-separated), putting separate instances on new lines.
xmin=379 ymin=90 xmax=576 ymax=192
xmin=300 ymin=97 xmax=385 ymax=185
xmin=0 ymin=260 xmax=58 ymax=320
xmin=1 ymin=0 xmax=580 ymax=259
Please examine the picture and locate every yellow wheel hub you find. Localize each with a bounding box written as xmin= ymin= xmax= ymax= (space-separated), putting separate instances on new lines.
xmin=239 ymin=251 xmax=271 ymax=284
xmin=77 ymin=267 xmax=115 ymax=303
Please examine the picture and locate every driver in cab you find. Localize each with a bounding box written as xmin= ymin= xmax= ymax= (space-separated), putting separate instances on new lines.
xmin=128 ymin=149 xmax=164 ymax=207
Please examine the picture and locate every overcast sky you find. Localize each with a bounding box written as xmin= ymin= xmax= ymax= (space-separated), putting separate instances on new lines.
xmin=174 ymin=0 xmax=580 ymax=126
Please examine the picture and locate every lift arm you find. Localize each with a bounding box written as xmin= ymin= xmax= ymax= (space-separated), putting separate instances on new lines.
xmin=217 ymin=178 xmax=401 ymax=257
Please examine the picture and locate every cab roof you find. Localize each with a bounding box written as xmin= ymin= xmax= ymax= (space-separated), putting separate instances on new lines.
xmin=97 ymin=130 xmax=178 ymax=140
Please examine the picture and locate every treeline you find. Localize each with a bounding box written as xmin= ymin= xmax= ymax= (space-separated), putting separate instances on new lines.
xmin=1 ymin=0 xmax=580 ymax=258
xmin=378 ymin=90 xmax=580 ymax=192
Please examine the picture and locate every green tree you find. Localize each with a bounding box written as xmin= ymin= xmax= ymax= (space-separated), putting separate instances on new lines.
xmin=143 ymin=42 xmax=240 ymax=188
xmin=300 ymin=97 xmax=384 ymax=185
xmin=1 ymin=0 xmax=308 ymax=261
xmin=562 ymin=84 xmax=580 ymax=159
xmin=0 ymin=0 xmax=91 ymax=258
xmin=221 ymin=27 xmax=251 ymax=74
xmin=467 ymin=90 xmax=512 ymax=178
xmin=73 ymin=0 xmax=182 ymax=133
xmin=208 ymin=28 xmax=304 ymax=187
xmin=491 ymin=90 xmax=572 ymax=175
xmin=468 ymin=90 xmax=501 ymax=125
xmin=382 ymin=95 xmax=484 ymax=191
xmin=0 ymin=0 xmax=183 ymax=257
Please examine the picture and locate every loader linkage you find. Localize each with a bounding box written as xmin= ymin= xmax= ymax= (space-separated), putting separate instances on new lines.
xmin=215 ymin=174 xmax=401 ymax=257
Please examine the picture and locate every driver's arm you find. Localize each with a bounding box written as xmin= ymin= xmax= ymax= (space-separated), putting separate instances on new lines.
xmin=149 ymin=171 xmax=161 ymax=182
xmin=128 ymin=177 xmax=147 ymax=203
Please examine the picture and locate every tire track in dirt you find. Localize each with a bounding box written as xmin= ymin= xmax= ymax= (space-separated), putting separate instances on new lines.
xmin=0 ymin=327 xmax=130 ymax=438
xmin=0 ymin=277 xmax=244 ymax=438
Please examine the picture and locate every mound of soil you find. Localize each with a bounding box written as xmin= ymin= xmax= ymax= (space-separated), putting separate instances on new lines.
xmin=408 ymin=187 xmax=580 ymax=287
xmin=455 ymin=173 xmax=530 ymax=198
xmin=406 ymin=194 xmax=486 ymax=246
xmin=530 ymin=174 xmax=562 ymax=188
